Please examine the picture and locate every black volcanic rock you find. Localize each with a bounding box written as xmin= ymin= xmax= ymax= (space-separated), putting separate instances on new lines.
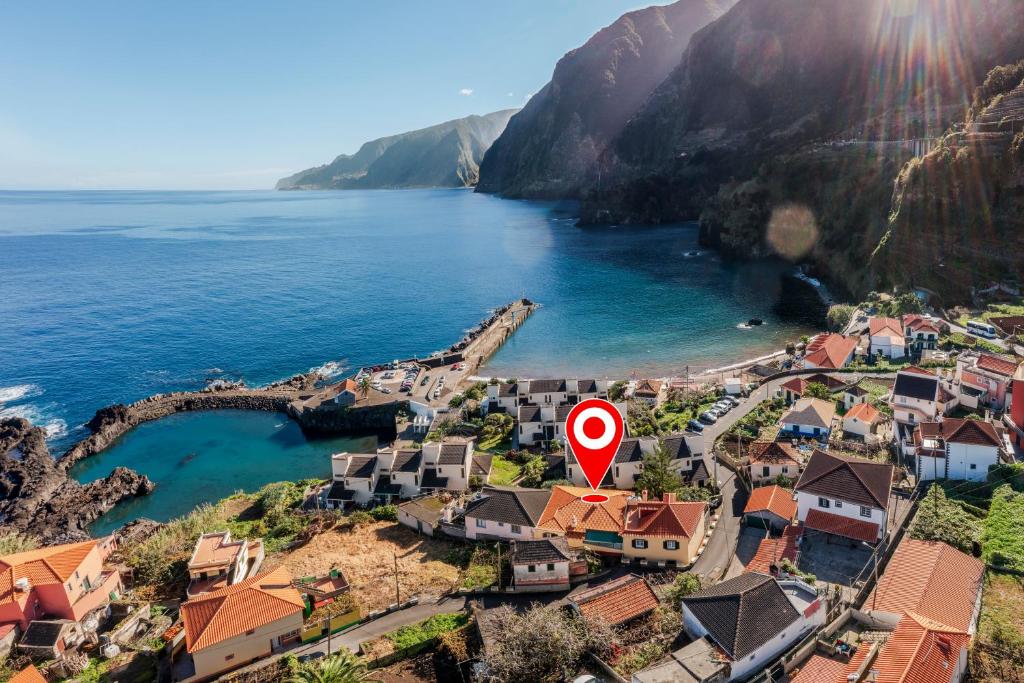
xmin=277 ymin=110 xmax=518 ymax=190
xmin=476 ymin=0 xmax=735 ymax=199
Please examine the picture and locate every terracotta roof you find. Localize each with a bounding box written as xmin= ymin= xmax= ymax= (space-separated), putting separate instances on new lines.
xmin=338 ymin=379 xmax=359 ymax=394
xmin=743 ymin=485 xmax=797 ymax=522
xmin=804 ymin=334 xmax=858 ymax=369
xmin=780 ymin=397 xmax=836 ymax=430
xmin=182 ymin=566 xmax=304 ymax=652
xmin=803 ymin=509 xmax=879 ymax=544
xmin=903 ymin=314 xmax=940 ymax=334
xmin=902 ymin=365 xmax=937 ymax=376
xmin=537 ymin=485 xmax=631 ymax=535
xmin=975 ymin=353 xmax=1019 ymax=377
xmin=572 ymin=574 xmax=658 ymax=626
xmin=0 ymin=540 xmax=98 ymax=605
xmin=844 ymin=402 xmax=882 ymax=425
xmin=745 ymin=525 xmax=801 ymax=575
xmin=683 ymin=573 xmax=801 ymax=659
xmin=865 ymin=538 xmax=983 ymax=631
xmin=870 ymin=317 xmax=904 ymax=338
xmin=872 ymin=612 xmax=970 ymax=683
xmin=634 ymin=379 xmax=663 ymax=397
xmin=747 ymin=441 xmax=801 ymax=466
xmin=781 ymin=373 xmax=846 ymax=395
xmin=916 ymin=418 xmax=1001 ymax=449
xmin=9 ymin=665 xmax=46 ymax=683
xmin=788 ymin=654 xmax=847 ymax=683
xmin=795 ymin=449 xmax=893 ymax=509
xmin=623 ymin=495 xmax=706 ymax=538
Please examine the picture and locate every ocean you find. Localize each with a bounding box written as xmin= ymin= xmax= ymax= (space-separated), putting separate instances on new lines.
xmin=0 ymin=189 xmax=819 ymax=524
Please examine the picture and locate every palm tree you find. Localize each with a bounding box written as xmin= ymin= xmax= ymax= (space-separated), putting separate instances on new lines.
xmin=288 ymin=651 xmax=380 ymax=683
xmin=357 ymin=375 xmax=373 ymax=401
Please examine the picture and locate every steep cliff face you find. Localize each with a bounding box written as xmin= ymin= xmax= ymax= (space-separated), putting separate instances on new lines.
xmin=476 ymin=0 xmax=735 ymax=199
xmin=874 ymin=64 xmax=1024 ymax=303
xmin=277 ymin=109 xmax=518 ymax=190
xmin=580 ymin=0 xmax=1024 ymax=299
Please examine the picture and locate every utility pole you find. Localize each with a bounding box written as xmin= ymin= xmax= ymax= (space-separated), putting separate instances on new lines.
xmin=495 ymin=543 xmax=502 ymax=590
xmin=394 ymin=551 xmax=401 ymax=605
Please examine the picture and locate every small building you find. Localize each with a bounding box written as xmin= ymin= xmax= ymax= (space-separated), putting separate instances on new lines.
xmin=744 ymin=525 xmax=801 ymax=576
xmin=570 ymin=574 xmax=659 ymax=627
xmin=912 ymin=418 xmax=1004 ymax=482
xmin=332 ymin=378 xmax=360 ymax=406
xmin=181 ymin=566 xmax=305 ymax=681
xmin=889 ymin=367 xmax=955 ymax=426
xmin=510 ymin=538 xmax=579 ymax=592
xmin=794 ymin=450 xmax=893 ymax=544
xmin=17 ymin=620 xmax=82 ymax=660
xmin=631 ymin=637 xmax=729 ymax=683
xmin=632 ymin=379 xmax=664 ymax=406
xmin=567 ymin=432 xmax=701 ymax=490
xmin=620 ymin=492 xmax=708 ymax=568
xmin=778 ymin=397 xmax=836 ymax=439
xmin=186 ymin=531 xmax=264 ymax=598
xmin=743 ymin=485 xmax=796 ymax=531
xmin=397 ymin=495 xmax=451 ymax=536
xmin=802 ymin=334 xmax=858 ymax=370
xmin=680 ymin=573 xmax=824 ymax=682
xmin=869 ymin=317 xmax=906 ymax=359
xmin=841 ymin=383 xmax=870 ymax=411
xmin=842 ymin=401 xmax=884 ymax=438
xmin=956 ymin=351 xmax=1020 ymax=411
xmin=903 ymin=314 xmax=941 ymax=354
xmin=746 ymin=440 xmax=802 ymax=485
xmin=778 ymin=373 xmax=846 ymax=404
xmin=872 ymin=612 xmax=970 ymax=683
xmin=9 ymin=665 xmax=46 ymax=683
xmin=463 ymin=486 xmax=552 ymax=541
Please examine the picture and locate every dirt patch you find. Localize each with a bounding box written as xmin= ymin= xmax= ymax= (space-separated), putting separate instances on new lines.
xmin=269 ymin=521 xmax=462 ymax=611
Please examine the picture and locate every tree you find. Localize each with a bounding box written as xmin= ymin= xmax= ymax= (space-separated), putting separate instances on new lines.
xmin=608 ymin=380 xmax=628 ymax=402
xmin=357 ymin=375 xmax=373 ymax=400
xmin=802 ymin=382 xmax=832 ymax=400
xmin=627 ymin=400 xmax=659 ymax=437
xmin=481 ymin=413 xmax=514 ymax=442
xmin=664 ymin=573 xmax=702 ymax=606
xmin=287 ymin=651 xmax=379 ymax=683
xmin=635 ymin=442 xmax=685 ymax=498
xmin=827 ymin=304 xmax=855 ymax=332
xmin=520 ymin=456 xmax=548 ymax=487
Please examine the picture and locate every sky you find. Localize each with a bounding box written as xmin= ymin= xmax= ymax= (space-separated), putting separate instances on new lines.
xmin=0 ymin=1 xmax=654 ymax=190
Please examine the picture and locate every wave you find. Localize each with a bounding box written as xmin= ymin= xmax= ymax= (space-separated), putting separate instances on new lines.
xmin=0 ymin=384 xmax=43 ymax=404
xmin=0 ymin=402 xmax=67 ymax=440
xmin=309 ymin=360 xmax=347 ymax=380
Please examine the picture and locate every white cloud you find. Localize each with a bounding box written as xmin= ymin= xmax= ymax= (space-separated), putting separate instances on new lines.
xmin=507 ymin=92 xmax=514 ymax=97
xmin=459 ymin=88 xmax=474 ymax=97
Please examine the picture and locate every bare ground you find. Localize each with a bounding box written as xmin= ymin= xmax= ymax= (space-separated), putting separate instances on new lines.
xmin=268 ymin=521 xmax=463 ymax=612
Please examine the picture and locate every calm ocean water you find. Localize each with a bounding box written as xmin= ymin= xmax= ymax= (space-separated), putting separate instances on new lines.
xmin=0 ymin=189 xmax=818 ymax=524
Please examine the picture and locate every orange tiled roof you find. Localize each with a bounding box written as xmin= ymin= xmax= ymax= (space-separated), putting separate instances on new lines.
xmin=803 ymin=509 xmax=878 ymax=544
xmin=870 ymin=317 xmax=904 ymax=338
xmin=9 ymin=665 xmax=47 ymax=683
xmin=903 ymin=314 xmax=940 ymax=334
xmin=0 ymin=540 xmax=98 ymax=605
xmin=788 ymin=654 xmax=847 ymax=683
xmin=744 ymin=485 xmax=797 ymax=522
xmin=634 ymin=379 xmax=663 ymax=397
xmin=804 ymin=334 xmax=858 ymax=369
xmin=865 ymin=538 xmax=983 ymax=632
xmin=873 ymin=612 xmax=970 ymax=683
xmin=976 ymin=353 xmax=1019 ymax=377
xmin=572 ymin=574 xmax=659 ymax=626
xmin=182 ymin=566 xmax=305 ymax=652
xmin=537 ymin=486 xmax=631 ymax=535
xmin=745 ymin=525 xmax=801 ymax=575
xmin=901 ymin=365 xmax=936 ymax=377
xmin=622 ymin=496 xmax=706 ymax=538
xmin=844 ymin=402 xmax=882 ymax=425
xmin=338 ymin=379 xmax=359 ymax=394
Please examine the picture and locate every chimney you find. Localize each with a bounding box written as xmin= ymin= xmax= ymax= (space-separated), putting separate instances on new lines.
xmin=663 ymin=492 xmax=674 ymax=504
xmin=641 ymin=489 xmax=648 ymax=501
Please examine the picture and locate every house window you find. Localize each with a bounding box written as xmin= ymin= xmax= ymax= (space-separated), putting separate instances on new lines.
xmin=475 ymin=518 xmax=486 ymax=528
xmin=547 ymin=563 xmax=555 ymax=571
xmin=461 ymin=468 xmax=465 ymax=478
xmin=632 ymin=539 xmax=648 ymax=549
xmin=528 ymin=565 xmax=536 ymax=573
xmin=615 ymin=467 xmax=620 ymax=477
xmin=511 ymin=524 xmax=522 ymax=534
xmin=498 ymin=522 xmax=505 ymax=527
xmin=834 ymin=500 xmax=843 ymax=509
xmin=860 ymin=506 xmax=872 ymax=518
xmin=818 ymin=498 xmax=830 ymax=508
xmin=664 ymin=540 xmax=679 ymax=551
xmin=970 ymin=463 xmax=977 ymax=470
xmin=763 ymin=466 xmax=770 ymax=477
xmin=782 ymin=466 xmax=789 ymax=474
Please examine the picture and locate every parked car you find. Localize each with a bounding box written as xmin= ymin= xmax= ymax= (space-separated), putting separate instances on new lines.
xmin=723 ymin=396 xmax=740 ymax=407
xmin=699 ymin=412 xmax=718 ymax=424
xmin=687 ymin=420 xmax=705 ymax=433
xmin=381 ymin=387 xmax=392 ymax=394
xmin=421 ymin=375 xmax=431 ymax=386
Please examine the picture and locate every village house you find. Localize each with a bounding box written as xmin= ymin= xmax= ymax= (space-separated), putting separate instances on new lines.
xmin=186 ymin=531 xmax=265 ymax=598
xmin=802 ymin=334 xmax=858 ymax=370
xmin=1011 ymin=364 xmax=1024 ymax=449
xmin=566 ymin=433 xmax=705 ymax=490
xmin=903 ymin=314 xmax=941 ymax=354
xmin=778 ymin=397 xmax=836 ymax=440
xmin=570 ymin=574 xmax=659 ymax=628
xmin=956 ymin=351 xmax=1020 ymax=411
xmin=484 ymin=378 xmax=610 ymax=414
xmin=841 ymin=401 xmax=884 ymax=439
xmin=463 ymin=486 xmax=551 ymax=541
xmin=331 ymin=378 xmax=360 ymax=406
xmin=180 ymin=566 xmax=305 ymax=681
xmin=632 ymin=379 xmax=664 ymax=406
xmin=840 ymin=383 xmax=870 ymax=411
xmin=778 ymin=373 xmax=846 ymax=404
xmin=620 ymin=492 xmax=708 ymax=567
xmin=509 ymin=538 xmax=583 ymax=592
xmin=743 ymin=485 xmax=797 ymax=531
xmin=794 ymin=450 xmax=893 ymax=544
xmin=744 ymin=525 xmax=802 ymax=576
xmin=868 ymin=317 xmax=906 ymax=359
xmin=18 ymin=619 xmax=83 ymax=661
xmin=889 ymin=366 xmax=957 ymax=430
xmin=0 ymin=538 xmax=122 ymax=632
xmin=910 ymin=418 xmax=1004 ymax=482
xmin=746 ymin=440 xmax=803 ymax=485
xmin=397 ymin=495 xmax=454 ymax=536
xmin=536 ymin=485 xmax=632 ymax=555
xmin=872 ymin=612 xmax=971 ymax=683
xmin=520 ymin=401 xmax=626 ymax=448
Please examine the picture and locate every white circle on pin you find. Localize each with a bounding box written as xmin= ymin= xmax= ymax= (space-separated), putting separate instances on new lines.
xmin=572 ymin=406 xmax=616 ymax=450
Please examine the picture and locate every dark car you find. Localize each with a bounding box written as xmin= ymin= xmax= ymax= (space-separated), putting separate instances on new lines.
xmin=687 ymin=419 xmax=705 ymax=433
xmin=420 ymin=375 xmax=431 ymax=386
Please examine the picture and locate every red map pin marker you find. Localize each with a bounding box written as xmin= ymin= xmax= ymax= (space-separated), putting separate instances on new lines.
xmin=565 ymin=398 xmax=625 ymax=499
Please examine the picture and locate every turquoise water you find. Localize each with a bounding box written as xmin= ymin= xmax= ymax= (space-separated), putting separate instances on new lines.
xmin=0 ymin=189 xmax=819 ymax=527
xmin=71 ymin=410 xmax=376 ymax=534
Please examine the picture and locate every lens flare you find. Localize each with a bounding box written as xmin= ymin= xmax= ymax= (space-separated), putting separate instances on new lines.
xmin=766 ymin=204 xmax=819 ymax=261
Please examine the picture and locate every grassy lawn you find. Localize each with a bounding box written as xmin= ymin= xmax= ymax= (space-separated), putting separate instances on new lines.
xmin=489 ymin=455 xmax=524 ymax=485
xmin=460 ymin=545 xmax=503 ymax=589
xmin=477 ymin=434 xmax=512 ymax=451
xmin=983 ymin=485 xmax=1024 ymax=571
xmin=955 ymin=299 xmax=1024 ymax=327
xmin=972 ymin=571 xmax=1024 ymax=682
xmin=727 ymin=398 xmax=786 ymax=440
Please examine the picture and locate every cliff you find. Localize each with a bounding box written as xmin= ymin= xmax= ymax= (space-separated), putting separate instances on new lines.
xmin=476 ymin=0 xmax=734 ymax=199
xmin=579 ymin=0 xmax=1024 ymax=299
xmin=277 ymin=110 xmax=518 ymax=190
xmin=873 ymin=63 xmax=1024 ymax=302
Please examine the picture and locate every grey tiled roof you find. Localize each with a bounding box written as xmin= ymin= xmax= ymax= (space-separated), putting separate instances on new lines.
xmin=661 ymin=435 xmax=693 ymax=459
xmin=684 ymin=460 xmax=710 ymax=485
xmin=555 ymin=404 xmax=573 ymax=422
xmin=892 ymin=372 xmax=938 ymax=401
xmin=497 ymin=382 xmax=518 ymax=397
xmin=465 ymin=487 xmax=551 ymax=526
xmin=438 ymin=442 xmax=469 ymax=465
xmin=528 ymin=379 xmax=567 ymax=394
xmin=511 ymin=538 xmax=572 ymax=565
xmin=392 ymin=450 xmax=422 ymax=473
xmin=421 ymin=469 xmax=449 ymax=489
xmin=346 ymin=455 xmax=377 ymax=479
xmin=576 ymin=379 xmax=598 ymax=394
xmin=795 ymin=449 xmax=893 ymax=509
xmin=518 ymin=405 xmax=543 ymax=423
xmin=614 ymin=438 xmax=645 ymax=463
xmin=471 ymin=454 xmax=493 ymax=477
xmin=324 ymin=482 xmax=355 ymax=501
xmin=373 ymin=479 xmax=403 ymax=496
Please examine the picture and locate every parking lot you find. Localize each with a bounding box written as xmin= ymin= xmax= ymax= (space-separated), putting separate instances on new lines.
xmin=356 ymin=361 xmax=472 ymax=407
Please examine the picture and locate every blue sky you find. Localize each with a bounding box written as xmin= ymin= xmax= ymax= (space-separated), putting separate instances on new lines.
xmin=0 ymin=1 xmax=651 ymax=190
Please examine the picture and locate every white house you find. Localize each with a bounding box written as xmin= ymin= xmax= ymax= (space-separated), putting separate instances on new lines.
xmin=746 ymin=440 xmax=803 ymax=485
xmin=841 ymin=383 xmax=870 ymax=411
xmin=779 ymin=398 xmax=836 ymax=440
xmin=566 ymin=432 xmax=702 ymax=490
xmin=869 ymin=317 xmax=907 ymax=359
xmin=485 ymin=381 xmax=520 ymax=414
xmin=463 ymin=487 xmax=552 ymax=541
xmin=890 ymin=367 xmax=955 ymax=425
xmin=842 ymin=402 xmax=884 ymax=438
xmin=903 ymin=314 xmax=941 ymax=355
xmin=679 ymin=573 xmax=825 ymax=682
xmin=913 ymin=418 xmax=1004 ymax=482
xmin=510 ymin=538 xmax=580 ymax=592
xmin=794 ymin=450 xmax=893 ymax=544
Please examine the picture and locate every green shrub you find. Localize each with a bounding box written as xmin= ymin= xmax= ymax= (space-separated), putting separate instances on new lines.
xmin=386 ymin=613 xmax=470 ymax=650
xmin=370 ymin=505 xmax=398 ymax=522
xmin=911 ymin=484 xmax=984 ymax=554
xmin=983 ymin=485 xmax=1024 ymax=570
